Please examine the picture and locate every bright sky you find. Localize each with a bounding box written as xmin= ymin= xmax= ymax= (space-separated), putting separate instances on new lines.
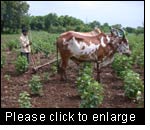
xmin=27 ymin=1 xmax=144 ymax=28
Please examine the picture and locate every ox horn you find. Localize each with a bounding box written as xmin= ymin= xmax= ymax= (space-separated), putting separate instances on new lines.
xmin=117 ymin=28 xmax=125 ymax=38
xmin=110 ymin=27 xmax=119 ymax=37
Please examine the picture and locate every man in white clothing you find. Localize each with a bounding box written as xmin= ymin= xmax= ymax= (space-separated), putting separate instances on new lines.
xmin=20 ymin=28 xmax=32 ymax=63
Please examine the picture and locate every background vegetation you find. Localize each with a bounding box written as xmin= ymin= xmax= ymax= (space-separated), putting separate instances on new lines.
xmin=1 ymin=1 xmax=144 ymax=34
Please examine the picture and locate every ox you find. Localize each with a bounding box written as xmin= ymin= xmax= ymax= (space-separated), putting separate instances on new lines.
xmin=60 ymin=27 xmax=101 ymax=37
xmin=56 ymin=28 xmax=131 ymax=81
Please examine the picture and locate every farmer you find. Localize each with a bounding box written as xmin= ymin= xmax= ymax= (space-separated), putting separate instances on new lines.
xmin=19 ymin=28 xmax=32 ymax=64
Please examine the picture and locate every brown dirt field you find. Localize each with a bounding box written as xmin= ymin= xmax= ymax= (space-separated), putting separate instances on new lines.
xmin=1 ymin=50 xmax=144 ymax=108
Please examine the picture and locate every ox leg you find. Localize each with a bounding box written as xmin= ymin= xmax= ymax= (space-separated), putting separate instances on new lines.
xmin=60 ymin=65 xmax=67 ymax=81
xmin=60 ymin=57 xmax=69 ymax=81
xmin=96 ymin=62 xmax=101 ymax=82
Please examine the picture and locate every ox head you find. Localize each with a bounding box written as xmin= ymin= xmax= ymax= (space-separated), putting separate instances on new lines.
xmin=111 ymin=28 xmax=131 ymax=56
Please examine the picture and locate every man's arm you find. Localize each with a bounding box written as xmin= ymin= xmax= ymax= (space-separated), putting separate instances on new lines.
xmin=20 ymin=36 xmax=31 ymax=48
xmin=25 ymin=41 xmax=32 ymax=48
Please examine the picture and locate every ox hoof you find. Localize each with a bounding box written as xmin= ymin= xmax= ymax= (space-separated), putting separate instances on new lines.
xmin=32 ymin=68 xmax=37 ymax=74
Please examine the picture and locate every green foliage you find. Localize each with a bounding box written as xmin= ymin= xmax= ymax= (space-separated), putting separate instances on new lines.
xmin=1 ymin=34 xmax=20 ymax=50
xmin=1 ymin=43 xmax=7 ymax=51
xmin=28 ymin=75 xmax=43 ymax=95
xmin=125 ymin=27 xmax=135 ymax=33
xmin=44 ymin=13 xmax=58 ymax=30
xmin=48 ymin=25 xmax=66 ymax=33
xmin=125 ymin=26 xmax=144 ymax=34
xmin=127 ymin=34 xmax=144 ymax=68
xmin=101 ymin=22 xmax=110 ymax=33
xmin=51 ymin=64 xmax=57 ymax=75
xmin=89 ymin=20 xmax=101 ymax=28
xmin=112 ymin=54 xmax=133 ymax=77
xmin=77 ymin=63 xmax=104 ymax=108
xmin=112 ymin=24 xmax=122 ymax=29
xmin=1 ymin=54 xmax=5 ymax=68
xmin=4 ymin=74 xmax=11 ymax=81
xmin=15 ymin=56 xmax=29 ymax=74
xmin=30 ymin=16 xmax=45 ymax=30
xmin=135 ymin=27 xmax=144 ymax=35
xmin=41 ymin=42 xmax=51 ymax=57
xmin=122 ymin=69 xmax=144 ymax=99
xmin=7 ymin=40 xmax=19 ymax=51
xmin=2 ymin=31 xmax=58 ymax=63
xmin=112 ymin=38 xmax=144 ymax=101
xmin=43 ymin=72 xmax=50 ymax=82
xmin=30 ymin=31 xmax=58 ymax=55
xmin=136 ymin=52 xmax=144 ymax=68
xmin=1 ymin=1 xmax=29 ymax=33
xmin=1 ymin=1 xmax=144 ymax=35
xmin=18 ymin=91 xmax=31 ymax=108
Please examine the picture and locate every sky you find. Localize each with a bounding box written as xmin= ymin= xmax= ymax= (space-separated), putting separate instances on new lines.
xmin=26 ymin=1 xmax=144 ymax=28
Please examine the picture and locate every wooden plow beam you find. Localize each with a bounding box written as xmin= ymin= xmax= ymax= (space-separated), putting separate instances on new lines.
xmin=32 ymin=57 xmax=60 ymax=73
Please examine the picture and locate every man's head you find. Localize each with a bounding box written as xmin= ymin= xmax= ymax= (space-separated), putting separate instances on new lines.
xmin=22 ymin=28 xmax=28 ymax=36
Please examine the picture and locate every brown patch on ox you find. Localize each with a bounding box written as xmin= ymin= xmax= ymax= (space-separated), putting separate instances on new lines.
xmin=103 ymin=37 xmax=108 ymax=45
xmin=97 ymin=47 xmax=105 ymax=62
xmin=62 ymin=44 xmax=69 ymax=50
xmin=68 ymin=32 xmax=107 ymax=46
xmin=96 ymin=42 xmax=116 ymax=62
xmin=75 ymin=37 xmax=91 ymax=46
xmin=61 ymin=28 xmax=101 ymax=37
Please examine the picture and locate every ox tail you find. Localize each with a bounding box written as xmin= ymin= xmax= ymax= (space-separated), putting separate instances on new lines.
xmin=56 ymin=40 xmax=60 ymax=74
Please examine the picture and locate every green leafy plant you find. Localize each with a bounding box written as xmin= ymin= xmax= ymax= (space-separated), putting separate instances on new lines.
xmin=7 ymin=40 xmax=18 ymax=51
xmin=41 ymin=42 xmax=51 ymax=57
xmin=29 ymin=75 xmax=43 ymax=95
xmin=77 ymin=63 xmax=104 ymax=108
xmin=31 ymin=32 xmax=58 ymax=55
xmin=18 ymin=91 xmax=31 ymax=108
xmin=43 ymin=72 xmax=50 ymax=81
xmin=4 ymin=74 xmax=11 ymax=81
xmin=122 ymin=69 xmax=144 ymax=99
xmin=1 ymin=43 xmax=7 ymax=51
xmin=15 ymin=56 xmax=29 ymax=74
xmin=51 ymin=64 xmax=57 ymax=75
xmin=1 ymin=54 xmax=5 ymax=68
xmin=112 ymin=54 xmax=133 ymax=77
xmin=135 ymin=51 xmax=144 ymax=68
xmin=127 ymin=34 xmax=144 ymax=68
xmin=112 ymin=53 xmax=144 ymax=101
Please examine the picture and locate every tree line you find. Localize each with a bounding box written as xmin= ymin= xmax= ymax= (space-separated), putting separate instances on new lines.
xmin=1 ymin=1 xmax=144 ymax=34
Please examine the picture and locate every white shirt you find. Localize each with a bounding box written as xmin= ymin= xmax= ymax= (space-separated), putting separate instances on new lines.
xmin=20 ymin=34 xmax=31 ymax=53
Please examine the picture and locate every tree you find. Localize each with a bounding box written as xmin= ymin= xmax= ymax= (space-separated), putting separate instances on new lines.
xmin=89 ymin=20 xmax=101 ymax=29
xmin=135 ymin=26 xmax=144 ymax=35
xmin=30 ymin=16 xmax=45 ymax=30
xmin=59 ymin=15 xmax=84 ymax=27
xmin=1 ymin=1 xmax=29 ymax=33
xmin=44 ymin=13 xmax=58 ymax=31
xmin=21 ymin=15 xmax=30 ymax=30
xmin=125 ymin=27 xmax=135 ymax=33
xmin=1 ymin=1 xmax=6 ymax=32
xmin=101 ymin=22 xmax=110 ymax=32
xmin=111 ymin=24 xmax=122 ymax=29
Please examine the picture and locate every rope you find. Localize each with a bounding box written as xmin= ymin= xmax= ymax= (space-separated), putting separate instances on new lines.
xmin=56 ymin=40 xmax=60 ymax=73
xmin=29 ymin=28 xmax=32 ymax=42
xmin=28 ymin=29 xmax=36 ymax=68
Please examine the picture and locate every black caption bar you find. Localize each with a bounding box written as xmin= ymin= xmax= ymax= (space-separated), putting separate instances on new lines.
xmin=0 ymin=108 xmax=145 ymax=125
